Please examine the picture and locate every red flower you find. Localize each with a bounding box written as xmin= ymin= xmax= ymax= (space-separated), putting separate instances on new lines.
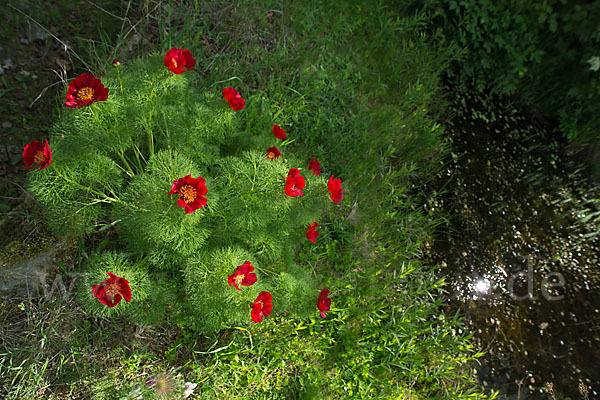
xmin=23 ymin=139 xmax=52 ymax=171
xmin=317 ymin=289 xmax=331 ymax=318
xmin=92 ymin=272 xmax=132 ymax=308
xmin=251 ymin=291 xmax=273 ymax=323
xmin=272 ymin=123 xmax=286 ymax=140
xmin=307 ymin=222 xmax=320 ymax=243
xmin=222 ymin=86 xmax=245 ymax=110
xmin=169 ymin=174 xmax=208 ymax=213
xmin=164 ymin=47 xmax=196 ymax=74
xmin=266 ymin=146 xmax=281 ymax=160
xmin=112 ymin=59 xmax=120 ymax=67
xmin=308 ymin=157 xmax=321 ymax=176
xmin=64 ymin=73 xmax=109 ymax=108
xmin=327 ymin=175 xmax=343 ymax=203
xmin=284 ymin=168 xmax=305 ymax=197
xmin=228 ymin=261 xmax=258 ymax=291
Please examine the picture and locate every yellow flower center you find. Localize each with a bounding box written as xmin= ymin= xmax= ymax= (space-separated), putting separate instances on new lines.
xmin=267 ymin=152 xmax=275 ymax=159
xmin=33 ymin=150 xmax=46 ymax=165
xmin=235 ymin=274 xmax=245 ymax=285
xmin=180 ymin=185 xmax=196 ymax=204
xmin=104 ymin=282 xmax=119 ymax=297
xmin=77 ymin=87 xmax=95 ymax=101
xmin=171 ymin=58 xmax=178 ymax=68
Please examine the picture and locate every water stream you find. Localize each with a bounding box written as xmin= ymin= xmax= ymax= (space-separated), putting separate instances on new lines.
xmin=427 ymin=82 xmax=600 ymax=399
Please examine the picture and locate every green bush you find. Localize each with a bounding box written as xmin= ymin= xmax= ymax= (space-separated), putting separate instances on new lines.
xmin=27 ymin=54 xmax=331 ymax=331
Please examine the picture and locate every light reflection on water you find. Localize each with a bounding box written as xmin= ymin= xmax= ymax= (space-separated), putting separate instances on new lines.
xmin=474 ymin=278 xmax=490 ymax=295
xmin=427 ymin=82 xmax=600 ymax=399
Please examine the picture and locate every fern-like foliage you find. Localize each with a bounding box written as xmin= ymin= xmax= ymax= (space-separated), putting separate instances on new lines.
xmin=28 ymin=54 xmax=331 ymax=331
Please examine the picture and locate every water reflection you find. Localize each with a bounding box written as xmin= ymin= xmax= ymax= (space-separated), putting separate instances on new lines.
xmin=427 ymin=82 xmax=600 ymax=399
xmin=474 ymin=278 xmax=491 ymax=295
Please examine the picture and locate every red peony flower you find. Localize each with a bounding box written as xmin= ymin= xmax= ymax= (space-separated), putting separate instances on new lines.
xmin=168 ymin=174 xmax=208 ymax=213
xmin=307 ymin=222 xmax=320 ymax=243
xmin=251 ymin=291 xmax=273 ymax=323
xmin=23 ymin=139 xmax=52 ymax=171
xmin=284 ymin=168 xmax=306 ymax=197
xmin=228 ymin=261 xmax=258 ymax=291
xmin=92 ymin=272 xmax=132 ymax=308
xmin=222 ymin=86 xmax=245 ymax=110
xmin=317 ymin=289 xmax=331 ymax=318
xmin=64 ymin=73 xmax=109 ymax=108
xmin=308 ymin=157 xmax=321 ymax=176
xmin=164 ymin=47 xmax=196 ymax=74
xmin=272 ymin=123 xmax=286 ymax=140
xmin=266 ymin=146 xmax=281 ymax=160
xmin=327 ymin=175 xmax=343 ymax=203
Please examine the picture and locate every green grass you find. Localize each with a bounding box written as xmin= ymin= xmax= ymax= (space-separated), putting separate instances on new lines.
xmin=0 ymin=0 xmax=494 ymax=399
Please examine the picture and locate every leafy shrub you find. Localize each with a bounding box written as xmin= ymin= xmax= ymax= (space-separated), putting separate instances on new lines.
xmin=27 ymin=54 xmax=331 ymax=331
xmin=409 ymin=0 xmax=600 ymax=142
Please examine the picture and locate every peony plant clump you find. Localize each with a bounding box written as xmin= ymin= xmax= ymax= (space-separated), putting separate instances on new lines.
xmin=25 ymin=49 xmax=343 ymax=331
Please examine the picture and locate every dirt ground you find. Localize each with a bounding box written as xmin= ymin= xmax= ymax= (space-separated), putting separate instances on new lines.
xmin=0 ymin=0 xmax=147 ymax=250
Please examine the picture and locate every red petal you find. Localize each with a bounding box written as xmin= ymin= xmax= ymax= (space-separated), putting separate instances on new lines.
xmin=177 ymin=198 xmax=189 ymax=209
xmin=42 ymin=139 xmax=52 ymax=170
xmin=164 ymin=47 xmax=176 ymax=65
xmin=74 ymin=73 xmax=89 ymax=87
xmin=259 ymin=291 xmax=272 ymax=303
xmin=328 ymin=176 xmax=343 ymax=203
xmin=117 ymin=279 xmax=132 ymax=302
xmin=98 ymin=87 xmax=109 ymax=101
xmin=228 ymin=273 xmax=241 ymax=291
xmin=182 ymin=48 xmax=196 ymax=69
xmin=262 ymin=303 xmax=273 ymax=317
xmin=92 ymin=284 xmax=104 ymax=298
xmin=97 ymin=293 xmax=119 ymax=307
xmin=251 ymin=303 xmax=263 ymax=322
xmin=318 ymin=289 xmax=331 ymax=313
xmin=232 ymin=98 xmax=245 ymax=111
xmin=110 ymin=293 xmax=123 ymax=307
xmin=190 ymin=196 xmax=207 ymax=210
xmin=239 ymin=261 xmax=254 ymax=274
xmin=22 ymin=141 xmax=42 ymax=165
xmin=309 ymin=157 xmax=321 ymax=176
xmin=242 ymin=274 xmax=257 ymax=286
xmin=222 ymin=87 xmax=245 ymax=110
xmin=184 ymin=204 xmax=197 ymax=214
xmin=105 ymin=272 xmax=118 ymax=281
xmin=284 ymin=184 xmax=294 ymax=196
xmin=273 ymin=124 xmax=287 ymax=139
